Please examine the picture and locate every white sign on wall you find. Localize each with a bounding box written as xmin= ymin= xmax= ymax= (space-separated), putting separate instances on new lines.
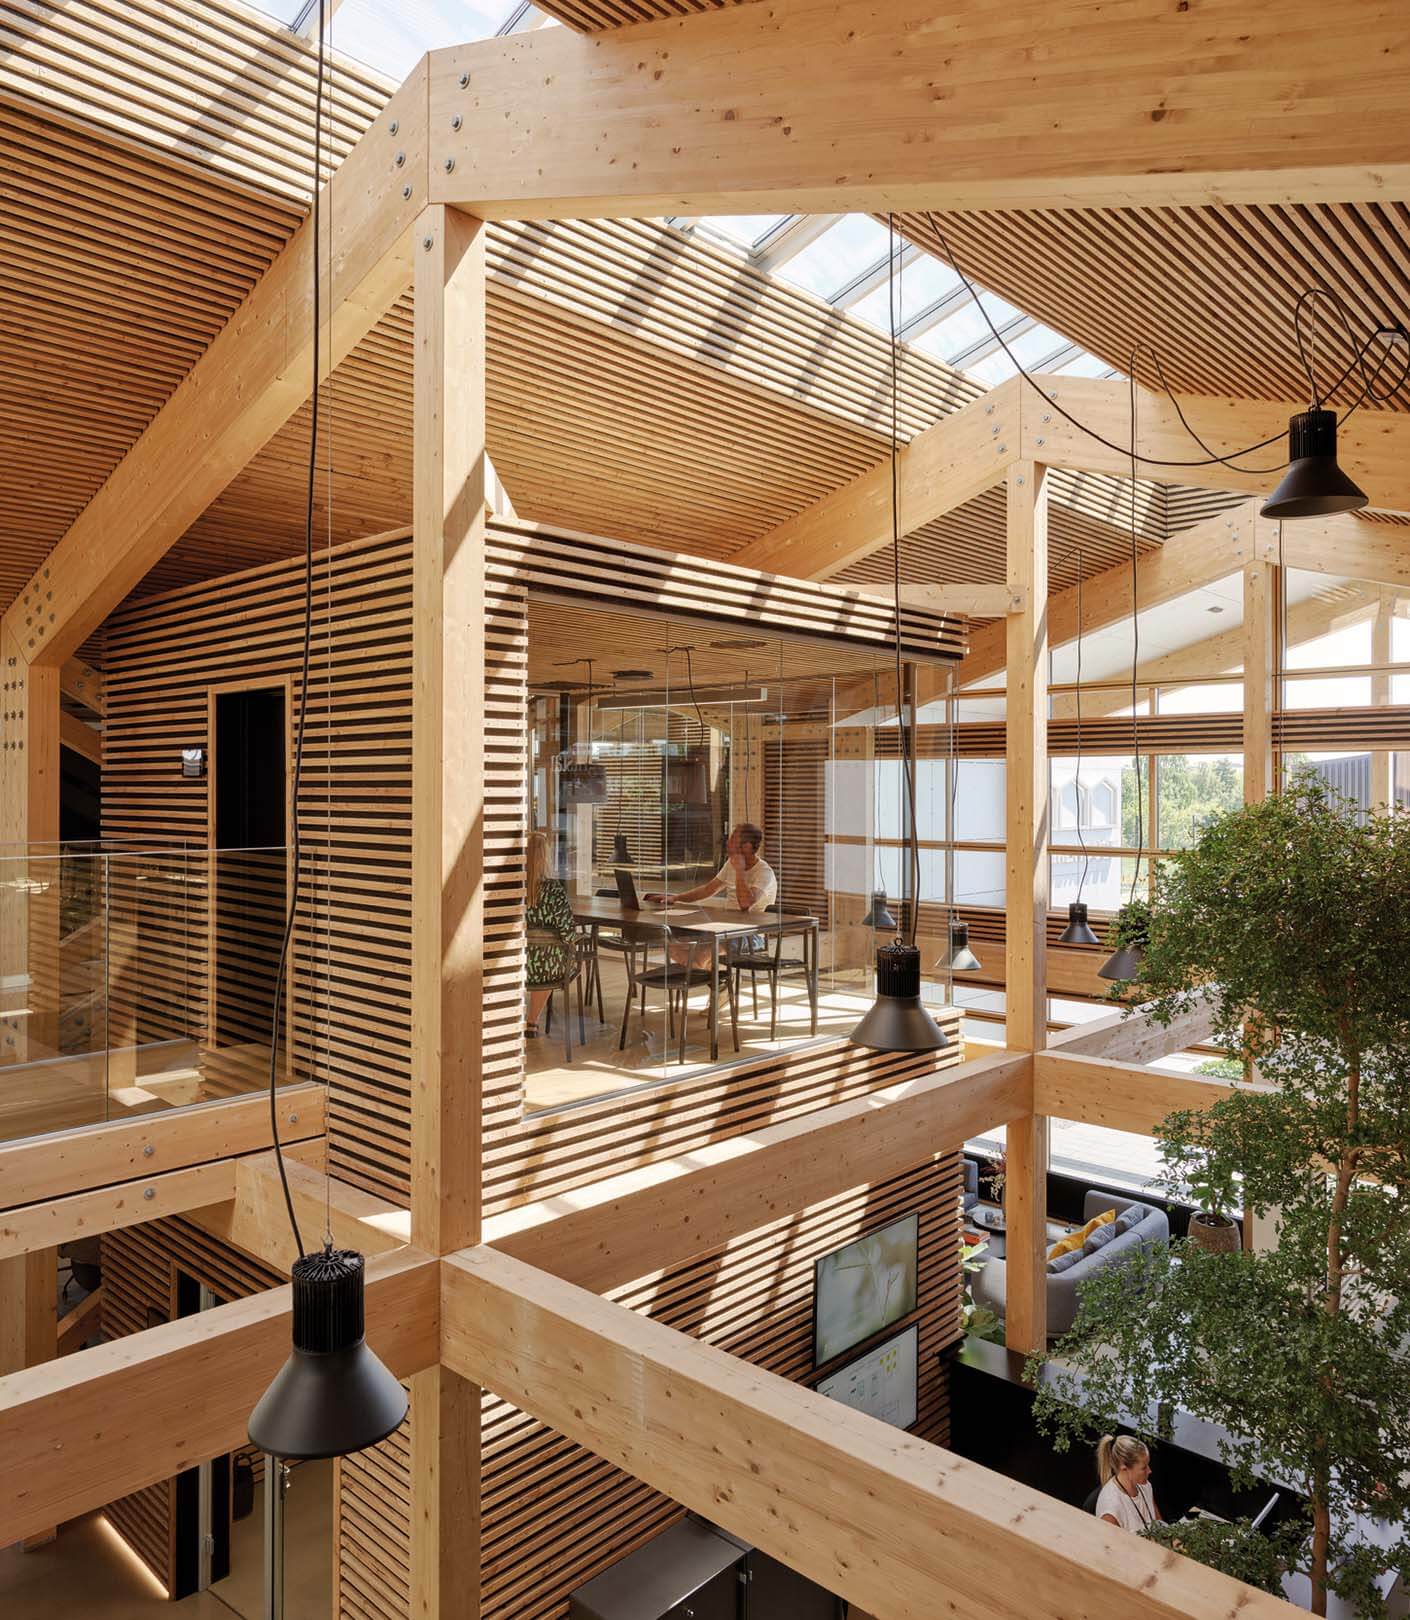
xmin=816 ymin=1324 xmax=919 ymax=1431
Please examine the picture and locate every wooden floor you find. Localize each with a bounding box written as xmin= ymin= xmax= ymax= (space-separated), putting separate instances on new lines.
xmin=525 ymin=959 xmax=922 ymax=1112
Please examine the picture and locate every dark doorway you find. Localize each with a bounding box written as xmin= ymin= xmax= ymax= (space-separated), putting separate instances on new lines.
xmin=172 ymin=1271 xmax=231 ymax=1601
xmin=210 ymin=688 xmax=287 ymax=1085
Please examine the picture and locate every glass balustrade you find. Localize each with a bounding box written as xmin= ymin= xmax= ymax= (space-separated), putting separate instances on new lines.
xmin=0 ymin=842 xmax=293 ymax=1144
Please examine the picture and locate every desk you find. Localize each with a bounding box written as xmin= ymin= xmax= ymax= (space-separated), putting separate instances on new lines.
xmin=570 ymin=897 xmax=819 ymax=1062
xmin=946 ymin=1336 xmax=1401 ymax=1614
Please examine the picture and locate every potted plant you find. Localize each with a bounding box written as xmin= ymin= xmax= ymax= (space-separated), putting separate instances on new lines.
xmin=959 ymin=1234 xmax=1003 ymax=1345
xmin=1172 ymin=1137 xmax=1241 ymax=1254
xmin=1027 ymin=776 xmax=1410 ymax=1616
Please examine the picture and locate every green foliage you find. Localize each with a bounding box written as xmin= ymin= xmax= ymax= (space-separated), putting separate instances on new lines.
xmin=1029 ymin=775 xmax=1410 ymax=1616
xmin=1142 ymin=1516 xmax=1301 ymax=1596
xmin=959 ymin=1235 xmax=1004 ymax=1344
xmin=1195 ymin=1056 xmax=1245 ymax=1081
xmin=1106 ymin=896 xmax=1153 ymax=953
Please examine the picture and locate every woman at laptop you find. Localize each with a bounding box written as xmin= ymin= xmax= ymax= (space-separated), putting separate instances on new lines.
xmin=645 ymin=822 xmax=777 ymax=965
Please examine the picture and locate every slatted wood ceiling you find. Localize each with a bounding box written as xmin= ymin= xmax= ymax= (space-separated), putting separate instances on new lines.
xmin=0 ymin=3 xmax=1266 ymax=625
xmin=533 ymin=0 xmax=753 ymax=27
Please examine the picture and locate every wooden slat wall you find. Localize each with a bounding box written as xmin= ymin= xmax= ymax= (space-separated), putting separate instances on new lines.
xmin=98 ymin=1214 xmax=283 ymax=1590
xmin=101 ymin=529 xmax=416 ymax=1201
xmin=480 ymin=1155 xmax=962 ymax=1619
xmin=762 ymin=730 xmax=831 ymax=925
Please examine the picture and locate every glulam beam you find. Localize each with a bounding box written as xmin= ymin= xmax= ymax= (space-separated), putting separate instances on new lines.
xmin=485 ymin=1050 xmax=1031 ymax=1293
xmin=0 ymin=67 xmax=428 ymax=667
xmin=0 ymin=1248 xmax=436 ymax=1548
xmin=442 ymin=1247 xmax=1301 ymax=1620
xmin=427 ymin=0 xmax=1410 ymax=218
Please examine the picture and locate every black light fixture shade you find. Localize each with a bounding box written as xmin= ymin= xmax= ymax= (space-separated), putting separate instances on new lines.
xmin=940 ymin=920 xmax=982 ymax=973
xmin=612 ymin=832 xmax=631 ymax=865
xmin=249 ymin=1248 xmax=407 ymax=1461
xmin=1058 ymin=901 xmax=1100 ymax=947
xmin=851 ymin=942 xmax=949 ymax=1052
xmin=1261 ymin=409 xmax=1368 ymax=519
xmin=860 ymin=888 xmax=898 ymax=930
xmin=1099 ymin=941 xmax=1145 ymax=981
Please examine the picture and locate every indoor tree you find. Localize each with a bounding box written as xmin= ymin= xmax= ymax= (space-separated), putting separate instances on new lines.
xmin=1029 ymin=775 xmax=1410 ymax=1616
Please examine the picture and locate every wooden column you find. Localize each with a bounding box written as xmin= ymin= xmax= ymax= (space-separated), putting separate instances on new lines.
xmin=1003 ymin=462 xmax=1049 ymax=1355
xmin=409 ymin=202 xmax=486 ymax=1618
xmin=1242 ymin=556 xmax=1277 ymax=804
xmin=1371 ymin=589 xmax=1393 ymax=809
xmin=0 ymin=1247 xmax=57 ymax=1546
xmin=1 ymin=624 xmax=60 ymax=1064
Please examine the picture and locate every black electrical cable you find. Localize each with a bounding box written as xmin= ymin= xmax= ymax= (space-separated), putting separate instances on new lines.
xmin=1127 ymin=354 xmax=1143 ymax=909
xmin=888 ymin=214 xmax=922 ymax=947
xmin=919 ymin=211 xmax=1410 ymax=474
xmin=1073 ymin=544 xmax=1090 ymax=903
xmin=266 ymin=0 xmax=328 ymax=1261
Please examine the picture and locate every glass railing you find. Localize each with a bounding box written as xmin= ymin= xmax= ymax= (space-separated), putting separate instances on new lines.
xmin=0 ymin=842 xmax=292 ymax=1144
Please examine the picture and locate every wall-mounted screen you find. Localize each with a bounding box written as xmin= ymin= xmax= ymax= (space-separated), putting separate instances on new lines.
xmin=813 ymin=1211 xmax=918 ymax=1366
xmin=816 ymin=1324 xmax=918 ymax=1431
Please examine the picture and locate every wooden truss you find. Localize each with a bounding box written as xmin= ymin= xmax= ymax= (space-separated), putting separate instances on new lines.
xmin=4 ymin=3 xmax=1401 ymax=1613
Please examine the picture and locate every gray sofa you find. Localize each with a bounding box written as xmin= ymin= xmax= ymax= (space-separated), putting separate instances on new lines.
xmin=971 ymin=1189 xmax=1169 ymax=1339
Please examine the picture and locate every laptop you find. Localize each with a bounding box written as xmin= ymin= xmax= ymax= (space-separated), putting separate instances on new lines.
xmin=614 ymin=868 xmax=701 ymax=917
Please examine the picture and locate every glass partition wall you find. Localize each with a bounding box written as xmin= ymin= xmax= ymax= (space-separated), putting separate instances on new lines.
xmin=0 ymin=841 xmax=295 ymax=1143
xmin=523 ymin=598 xmax=944 ymax=1111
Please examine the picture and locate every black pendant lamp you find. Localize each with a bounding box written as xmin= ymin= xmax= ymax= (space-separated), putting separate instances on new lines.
xmin=860 ymin=888 xmax=898 ymax=930
xmin=941 ymin=920 xmax=982 ymax=973
xmin=612 ymin=832 xmax=632 ymax=865
xmin=1261 ymin=408 xmax=1367 ymax=520
xmin=852 ymin=940 xmax=949 ymax=1052
xmin=852 ymin=216 xmax=948 ymax=1056
xmin=251 ymin=0 xmax=407 ymax=1473
xmin=1058 ymin=901 xmax=1100 ymax=946
xmin=249 ymin=1249 xmax=407 ymax=1461
xmin=1098 ymin=940 xmax=1144 ymax=981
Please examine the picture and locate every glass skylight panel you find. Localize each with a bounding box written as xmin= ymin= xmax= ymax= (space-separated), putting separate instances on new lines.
xmin=325 ymin=0 xmax=529 ymax=83
xmin=1055 ymin=352 xmax=1116 ymax=378
xmin=966 ymin=350 xmax=1021 ymax=387
xmin=772 ymin=214 xmax=891 ymax=301
xmin=849 ymin=256 xmax=965 ymax=330
xmin=695 ymin=215 xmax=793 ymax=251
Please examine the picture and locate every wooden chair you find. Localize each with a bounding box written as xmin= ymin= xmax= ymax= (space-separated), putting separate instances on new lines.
xmin=527 ymin=926 xmax=587 ymax=1063
xmin=729 ymin=907 xmax=816 ymax=1039
xmin=617 ymin=921 xmax=739 ymax=1064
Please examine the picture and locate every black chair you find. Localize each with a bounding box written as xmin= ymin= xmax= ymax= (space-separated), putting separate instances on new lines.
xmin=618 ymin=921 xmax=740 ymax=1063
xmin=528 ymin=926 xmax=587 ymax=1063
xmin=580 ymin=923 xmax=646 ymax=1025
xmin=1083 ymin=1485 xmax=1101 ymax=1515
xmin=728 ymin=906 xmax=816 ymax=1039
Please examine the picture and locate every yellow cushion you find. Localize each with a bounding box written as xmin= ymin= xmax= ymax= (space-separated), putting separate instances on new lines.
xmin=1046 ymin=1207 xmax=1115 ymax=1262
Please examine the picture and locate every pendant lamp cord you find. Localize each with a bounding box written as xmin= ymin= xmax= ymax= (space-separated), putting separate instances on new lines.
xmin=1127 ymin=354 xmax=1143 ymax=909
xmin=266 ymin=0 xmax=329 ymax=1261
xmin=887 ymin=214 xmax=921 ymax=948
xmin=918 ymin=212 xmax=1409 ymax=473
xmin=1073 ymin=544 xmax=1089 ymax=904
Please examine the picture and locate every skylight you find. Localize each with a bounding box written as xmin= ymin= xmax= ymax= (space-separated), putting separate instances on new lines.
xmin=266 ymin=0 xmax=556 ymax=82
xmin=676 ymin=211 xmax=1118 ymax=391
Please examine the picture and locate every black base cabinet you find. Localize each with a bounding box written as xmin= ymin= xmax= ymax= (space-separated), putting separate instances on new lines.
xmin=568 ymin=1516 xmax=841 ymax=1620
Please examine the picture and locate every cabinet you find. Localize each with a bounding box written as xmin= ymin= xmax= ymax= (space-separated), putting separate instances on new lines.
xmin=568 ymin=1516 xmax=840 ymax=1620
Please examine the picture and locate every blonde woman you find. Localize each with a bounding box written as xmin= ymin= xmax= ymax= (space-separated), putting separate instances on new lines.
xmin=523 ymin=832 xmax=576 ymax=1037
xmin=1095 ymin=1434 xmax=1163 ymax=1531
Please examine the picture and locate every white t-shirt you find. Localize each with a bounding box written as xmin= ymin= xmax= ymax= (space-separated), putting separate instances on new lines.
xmin=706 ymin=856 xmax=777 ymax=914
xmin=1096 ymin=1478 xmax=1158 ymax=1533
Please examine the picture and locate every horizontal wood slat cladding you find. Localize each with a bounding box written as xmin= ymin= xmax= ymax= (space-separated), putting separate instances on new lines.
xmin=532 ymin=0 xmax=752 ymax=31
xmin=896 ymin=205 xmax=1410 ymax=419
xmin=763 ymin=731 xmax=830 ymax=925
xmin=100 ymin=528 xmax=416 ymax=1202
xmin=99 ymin=1214 xmax=283 ymax=1590
xmin=489 ymin=519 xmax=966 ymax=665
xmin=479 ymin=1155 xmax=962 ymax=1619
